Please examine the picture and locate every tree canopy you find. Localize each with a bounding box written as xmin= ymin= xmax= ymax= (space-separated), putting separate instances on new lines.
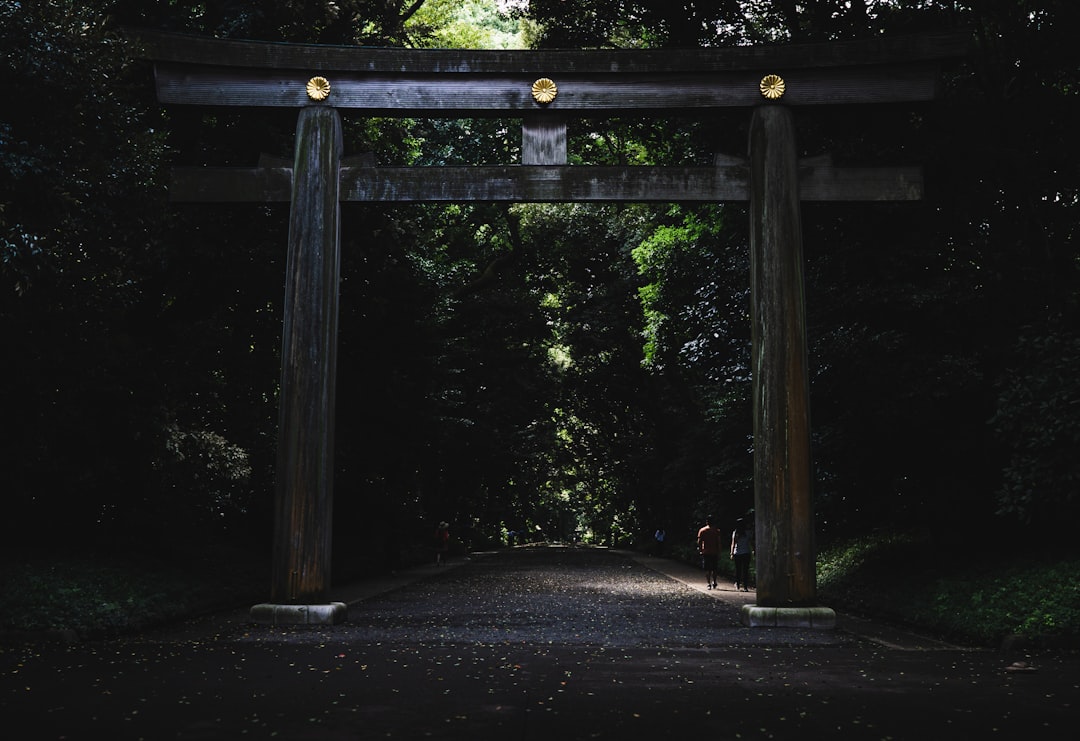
xmin=2 ymin=0 xmax=1077 ymax=571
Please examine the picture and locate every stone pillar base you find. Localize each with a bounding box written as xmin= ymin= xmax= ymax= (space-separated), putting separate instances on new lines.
xmin=741 ymin=604 xmax=836 ymax=630
xmin=250 ymin=601 xmax=347 ymax=626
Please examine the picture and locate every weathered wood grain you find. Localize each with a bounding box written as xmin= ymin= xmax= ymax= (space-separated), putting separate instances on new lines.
xmin=129 ymin=27 xmax=970 ymax=74
xmin=153 ymin=63 xmax=944 ymax=111
xmin=522 ymin=114 xmax=567 ymax=165
xmin=749 ymin=105 xmax=816 ymax=608
xmin=271 ymin=107 xmax=342 ymax=604
xmin=168 ymin=164 xmax=921 ymax=203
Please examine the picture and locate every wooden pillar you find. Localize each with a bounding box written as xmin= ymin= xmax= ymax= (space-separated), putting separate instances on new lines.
xmin=748 ymin=104 xmax=816 ymax=608
xmin=271 ymin=106 xmax=342 ymax=603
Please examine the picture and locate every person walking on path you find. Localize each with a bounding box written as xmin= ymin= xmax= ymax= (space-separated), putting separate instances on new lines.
xmin=653 ymin=527 xmax=666 ymax=556
xmin=434 ymin=521 xmax=450 ymax=565
xmin=730 ymin=518 xmax=753 ymax=591
xmin=697 ymin=517 xmax=722 ymax=589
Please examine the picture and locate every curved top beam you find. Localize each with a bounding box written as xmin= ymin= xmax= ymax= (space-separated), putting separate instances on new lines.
xmin=128 ymin=28 xmax=970 ymax=75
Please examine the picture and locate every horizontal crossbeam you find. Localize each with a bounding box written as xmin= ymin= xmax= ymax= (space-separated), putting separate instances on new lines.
xmin=168 ymin=165 xmax=922 ymax=203
xmin=154 ymin=63 xmax=943 ymax=112
xmin=132 ymin=28 xmax=970 ymax=75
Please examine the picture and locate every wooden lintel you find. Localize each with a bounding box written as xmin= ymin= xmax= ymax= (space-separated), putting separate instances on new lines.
xmin=168 ymin=164 xmax=921 ymax=203
xmin=153 ymin=62 xmax=944 ymax=112
xmin=130 ymin=27 xmax=970 ymax=75
xmin=341 ymin=166 xmax=749 ymax=202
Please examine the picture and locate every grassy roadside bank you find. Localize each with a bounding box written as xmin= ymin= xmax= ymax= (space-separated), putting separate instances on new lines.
xmin=816 ymin=532 xmax=1080 ymax=648
xmin=2 ymin=534 xmax=1078 ymax=647
xmin=0 ymin=543 xmax=270 ymax=642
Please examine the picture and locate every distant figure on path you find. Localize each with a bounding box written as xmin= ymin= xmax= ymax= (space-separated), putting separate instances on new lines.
xmin=730 ymin=518 xmax=753 ymax=591
xmin=435 ymin=521 xmax=450 ymax=565
xmin=697 ymin=517 xmax=722 ymax=589
xmin=653 ymin=527 xmax=666 ymax=556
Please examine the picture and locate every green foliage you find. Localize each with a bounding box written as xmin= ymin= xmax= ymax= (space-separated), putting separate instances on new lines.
xmin=0 ymin=548 xmax=265 ymax=639
xmin=510 ymin=203 xmax=662 ymax=543
xmin=632 ymin=206 xmax=728 ymax=366
xmin=414 ymin=0 xmax=525 ymax=49
xmin=929 ymin=562 xmax=1080 ymax=644
xmin=1 ymin=0 xmax=175 ymax=545
xmin=156 ymin=423 xmax=254 ymax=524
xmin=1 ymin=1 xmax=166 ymax=291
xmin=627 ymin=203 xmax=753 ymax=532
xmin=991 ymin=329 xmax=1080 ymax=527
xmin=520 ymin=0 xmax=963 ymax=48
xmin=818 ymin=533 xmax=1080 ymax=646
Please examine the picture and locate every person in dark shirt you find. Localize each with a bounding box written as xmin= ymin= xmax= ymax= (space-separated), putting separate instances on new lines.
xmin=730 ymin=518 xmax=753 ymax=591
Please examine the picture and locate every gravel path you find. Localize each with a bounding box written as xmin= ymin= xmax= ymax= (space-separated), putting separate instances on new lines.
xmin=3 ymin=546 xmax=1077 ymax=740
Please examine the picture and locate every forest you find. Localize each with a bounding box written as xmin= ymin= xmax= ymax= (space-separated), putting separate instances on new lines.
xmin=1 ymin=0 xmax=1077 ymax=593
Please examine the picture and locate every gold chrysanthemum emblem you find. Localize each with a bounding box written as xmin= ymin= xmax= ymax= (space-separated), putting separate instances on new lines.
xmin=759 ymin=74 xmax=786 ymax=100
xmin=306 ymin=76 xmax=331 ymax=101
xmin=531 ymin=78 xmax=558 ymax=104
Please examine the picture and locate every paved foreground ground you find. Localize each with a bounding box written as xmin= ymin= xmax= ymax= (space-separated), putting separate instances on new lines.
xmin=2 ymin=546 xmax=1077 ymax=739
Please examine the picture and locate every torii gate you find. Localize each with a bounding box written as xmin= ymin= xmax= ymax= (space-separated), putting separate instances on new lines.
xmin=134 ymin=28 xmax=967 ymax=627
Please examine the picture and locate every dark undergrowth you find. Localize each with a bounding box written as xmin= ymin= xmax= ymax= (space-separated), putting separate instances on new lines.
xmin=816 ymin=532 xmax=1080 ymax=648
xmin=0 ymin=542 xmax=269 ymax=641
